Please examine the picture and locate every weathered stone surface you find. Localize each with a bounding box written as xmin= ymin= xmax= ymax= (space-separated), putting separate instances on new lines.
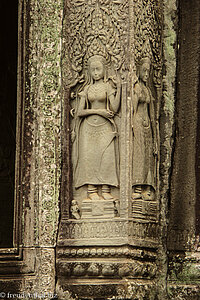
xmin=168 ymin=0 xmax=200 ymax=252
xmin=0 ymin=0 xmax=63 ymax=296
xmin=0 ymin=0 xmax=199 ymax=299
xmin=56 ymin=0 xmax=163 ymax=298
xmin=166 ymin=0 xmax=200 ymax=298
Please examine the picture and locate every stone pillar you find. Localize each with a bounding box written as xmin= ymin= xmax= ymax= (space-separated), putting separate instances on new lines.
xmin=21 ymin=0 xmax=63 ymax=294
xmin=0 ymin=0 xmax=199 ymax=299
xmin=56 ymin=0 xmax=164 ymax=299
xmin=167 ymin=0 xmax=200 ymax=298
xmin=0 ymin=0 xmax=63 ymax=296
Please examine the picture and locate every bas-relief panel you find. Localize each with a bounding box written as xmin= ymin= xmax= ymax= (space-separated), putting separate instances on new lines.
xmin=62 ymin=0 xmax=162 ymax=223
xmin=57 ymin=0 xmax=162 ymax=297
xmin=59 ymin=0 xmax=162 ymax=240
xmin=62 ymin=0 xmax=129 ymax=220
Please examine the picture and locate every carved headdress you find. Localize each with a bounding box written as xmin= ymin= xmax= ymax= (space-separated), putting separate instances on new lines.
xmin=140 ymin=39 xmax=153 ymax=61
xmin=84 ymin=39 xmax=110 ymax=67
xmin=138 ymin=57 xmax=151 ymax=67
xmin=65 ymin=0 xmax=126 ymax=88
xmin=135 ymin=39 xmax=152 ymax=80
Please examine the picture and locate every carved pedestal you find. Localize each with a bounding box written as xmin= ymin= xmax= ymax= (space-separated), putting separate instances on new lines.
xmin=56 ymin=217 xmax=159 ymax=298
xmin=57 ymin=244 xmax=158 ymax=299
xmin=81 ymin=199 xmax=118 ymax=219
xmin=132 ymin=199 xmax=158 ymax=221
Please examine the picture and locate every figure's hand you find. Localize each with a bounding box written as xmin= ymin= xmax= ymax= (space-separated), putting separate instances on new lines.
xmin=112 ymin=74 xmax=121 ymax=90
xmin=98 ymin=109 xmax=114 ymax=118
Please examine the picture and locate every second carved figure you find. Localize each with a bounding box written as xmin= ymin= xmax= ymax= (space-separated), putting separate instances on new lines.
xmin=132 ymin=57 xmax=157 ymax=200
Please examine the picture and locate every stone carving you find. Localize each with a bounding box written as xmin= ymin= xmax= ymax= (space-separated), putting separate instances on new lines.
xmin=70 ymin=200 xmax=80 ymax=219
xmin=132 ymin=57 xmax=157 ymax=202
xmin=130 ymin=0 xmax=162 ymax=222
xmin=62 ymin=0 xmax=128 ymax=218
xmin=59 ymin=220 xmax=159 ymax=242
xmin=133 ymin=0 xmax=162 ymax=88
xmin=57 ymin=246 xmax=156 ymax=260
xmin=87 ymin=263 xmax=100 ymax=276
xmin=63 ymin=0 xmax=128 ymax=88
xmin=54 ymin=286 xmax=74 ymax=300
xmin=71 ymin=54 xmax=121 ymax=217
xmin=62 ymin=220 xmax=126 ymax=240
xmin=27 ymin=0 xmax=62 ymax=246
xmin=102 ymin=263 xmax=115 ymax=276
xmin=57 ymin=261 xmax=156 ymax=279
xmin=57 ymin=1 xmax=162 ymax=299
xmin=72 ymin=55 xmax=120 ymax=195
xmin=128 ymin=221 xmax=159 ymax=241
xmin=81 ymin=198 xmax=119 ymax=219
xmin=73 ymin=264 xmax=86 ymax=276
xmin=132 ymin=198 xmax=158 ymax=221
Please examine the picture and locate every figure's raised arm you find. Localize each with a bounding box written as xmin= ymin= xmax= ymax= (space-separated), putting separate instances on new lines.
xmin=108 ymin=79 xmax=121 ymax=113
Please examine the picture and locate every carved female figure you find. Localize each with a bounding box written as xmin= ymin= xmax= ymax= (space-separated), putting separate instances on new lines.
xmin=72 ymin=55 xmax=121 ymax=201
xmin=132 ymin=57 xmax=157 ymax=200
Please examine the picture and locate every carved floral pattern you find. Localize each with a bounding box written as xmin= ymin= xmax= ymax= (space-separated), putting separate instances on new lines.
xmin=63 ymin=0 xmax=129 ymax=87
xmin=57 ymin=261 xmax=157 ymax=279
xmin=24 ymin=0 xmax=63 ymax=296
xmin=28 ymin=0 xmax=62 ymax=246
xmin=59 ymin=220 xmax=159 ymax=241
xmin=133 ymin=0 xmax=162 ymax=86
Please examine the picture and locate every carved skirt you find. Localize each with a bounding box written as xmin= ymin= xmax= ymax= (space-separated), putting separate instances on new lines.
xmin=74 ymin=118 xmax=119 ymax=188
xmin=132 ymin=115 xmax=155 ymax=189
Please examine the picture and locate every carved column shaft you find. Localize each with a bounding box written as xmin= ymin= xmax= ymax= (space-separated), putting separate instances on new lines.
xmin=57 ymin=0 xmax=163 ymax=298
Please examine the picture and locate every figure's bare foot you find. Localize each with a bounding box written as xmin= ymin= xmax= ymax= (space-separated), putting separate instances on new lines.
xmin=132 ymin=192 xmax=142 ymax=200
xmin=102 ymin=192 xmax=114 ymax=200
xmin=88 ymin=192 xmax=100 ymax=201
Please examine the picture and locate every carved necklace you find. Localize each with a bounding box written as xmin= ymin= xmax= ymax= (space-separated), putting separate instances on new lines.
xmin=88 ymin=82 xmax=106 ymax=99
